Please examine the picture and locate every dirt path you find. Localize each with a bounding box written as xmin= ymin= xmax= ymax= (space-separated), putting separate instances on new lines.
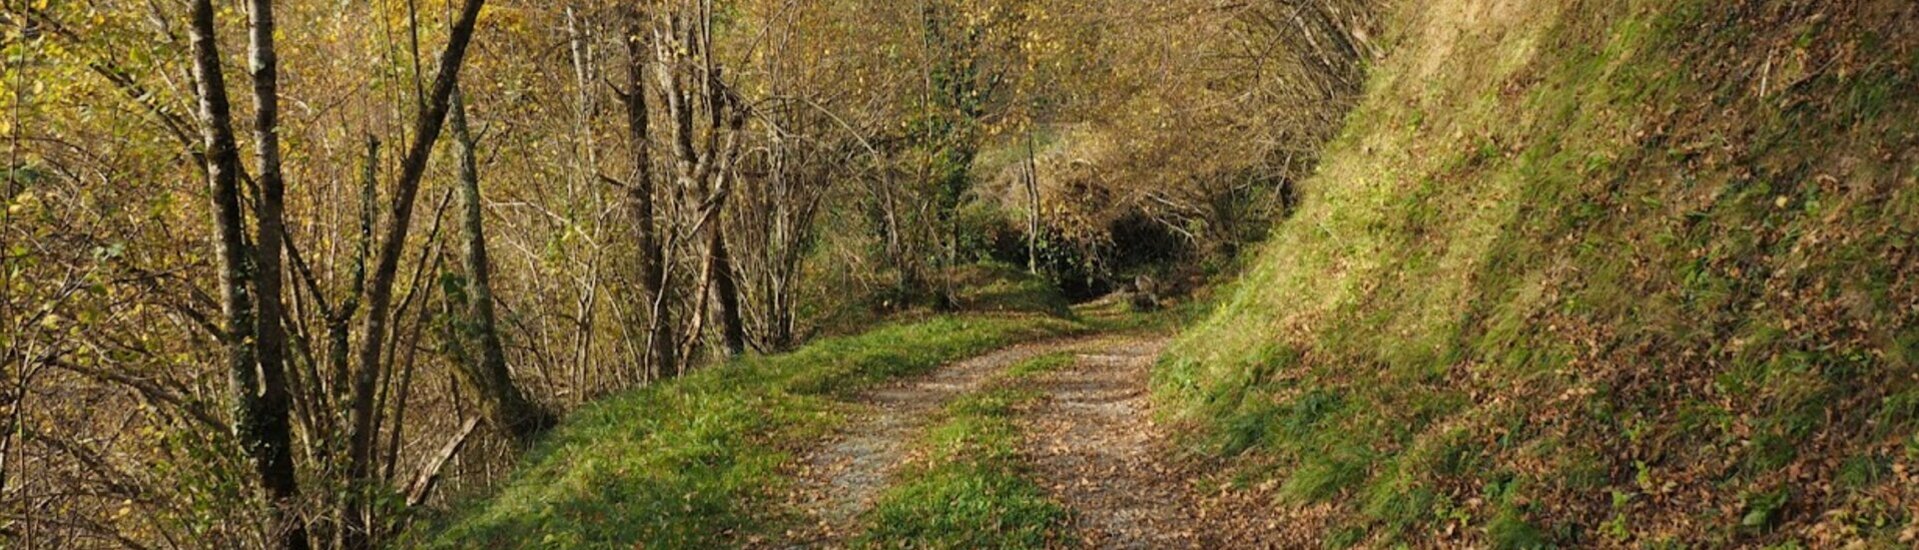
xmin=1018 ymin=336 xmax=1315 ymax=549
xmin=778 ymin=331 xmax=1305 ymax=548
xmin=779 ymin=336 xmax=1101 ymax=547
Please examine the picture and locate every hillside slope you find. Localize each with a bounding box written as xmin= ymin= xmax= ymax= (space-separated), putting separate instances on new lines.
xmin=1158 ymin=0 xmax=1918 ymax=547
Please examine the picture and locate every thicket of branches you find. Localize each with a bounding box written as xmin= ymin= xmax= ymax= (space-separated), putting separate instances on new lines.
xmin=0 ymin=0 xmax=1372 ymax=547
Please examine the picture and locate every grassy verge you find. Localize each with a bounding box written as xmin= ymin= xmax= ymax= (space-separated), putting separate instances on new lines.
xmin=857 ymin=352 xmax=1078 ymax=549
xmin=413 ymin=315 xmax=1085 ymax=548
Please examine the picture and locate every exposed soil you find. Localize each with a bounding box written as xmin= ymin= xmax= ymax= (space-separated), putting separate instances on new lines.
xmin=1018 ymin=337 xmax=1312 ymax=549
xmin=776 ymin=332 xmax=1305 ymax=548
xmin=777 ymin=336 xmax=1103 ymax=547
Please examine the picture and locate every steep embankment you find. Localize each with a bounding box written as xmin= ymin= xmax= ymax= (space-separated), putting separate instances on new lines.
xmin=1159 ymin=0 xmax=1917 ymax=547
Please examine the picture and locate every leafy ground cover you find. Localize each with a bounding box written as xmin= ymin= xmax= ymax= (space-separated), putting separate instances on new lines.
xmin=1158 ymin=0 xmax=1919 ymax=547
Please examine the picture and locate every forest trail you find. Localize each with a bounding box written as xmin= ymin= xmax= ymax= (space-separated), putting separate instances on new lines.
xmin=777 ymin=330 xmax=1303 ymax=548
xmin=778 ymin=336 xmax=1103 ymax=545
xmin=1018 ymin=337 xmax=1311 ymax=549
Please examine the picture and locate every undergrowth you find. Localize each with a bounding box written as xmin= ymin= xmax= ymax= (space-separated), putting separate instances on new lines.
xmin=1158 ymin=0 xmax=1919 ymax=547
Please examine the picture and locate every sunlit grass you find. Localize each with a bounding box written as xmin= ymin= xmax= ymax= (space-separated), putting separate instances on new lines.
xmin=1154 ymin=0 xmax=1919 ymax=546
xmin=413 ymin=274 xmax=1085 ymax=548
xmin=857 ymin=352 xmax=1076 ymax=549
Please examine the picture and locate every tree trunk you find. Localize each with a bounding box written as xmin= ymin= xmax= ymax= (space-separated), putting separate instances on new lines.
xmin=187 ymin=1 xmax=311 ymax=547
xmin=654 ymin=4 xmax=749 ymax=361
xmin=621 ymin=11 xmax=677 ymax=378
xmin=703 ymin=102 xmax=750 ymax=359
xmin=341 ymin=1 xmax=487 ymax=547
xmin=449 ymin=87 xmax=553 ymax=444
xmin=242 ymin=0 xmax=310 ymax=547
xmin=705 ymin=220 xmax=746 ymax=357
xmin=1024 ymin=131 xmax=1040 ymax=274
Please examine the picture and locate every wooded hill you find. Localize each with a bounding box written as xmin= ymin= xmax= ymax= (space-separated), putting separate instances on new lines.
xmin=2 ymin=0 xmax=1365 ymax=547
xmin=7 ymin=0 xmax=1916 ymax=547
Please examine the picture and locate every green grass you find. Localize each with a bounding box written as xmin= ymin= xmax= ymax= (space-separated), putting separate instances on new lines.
xmin=857 ymin=352 xmax=1078 ymax=548
xmin=944 ymin=263 xmax=1075 ymax=318
xmin=1155 ymin=0 xmax=1919 ymax=546
xmin=412 ymin=315 xmax=1085 ymax=548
